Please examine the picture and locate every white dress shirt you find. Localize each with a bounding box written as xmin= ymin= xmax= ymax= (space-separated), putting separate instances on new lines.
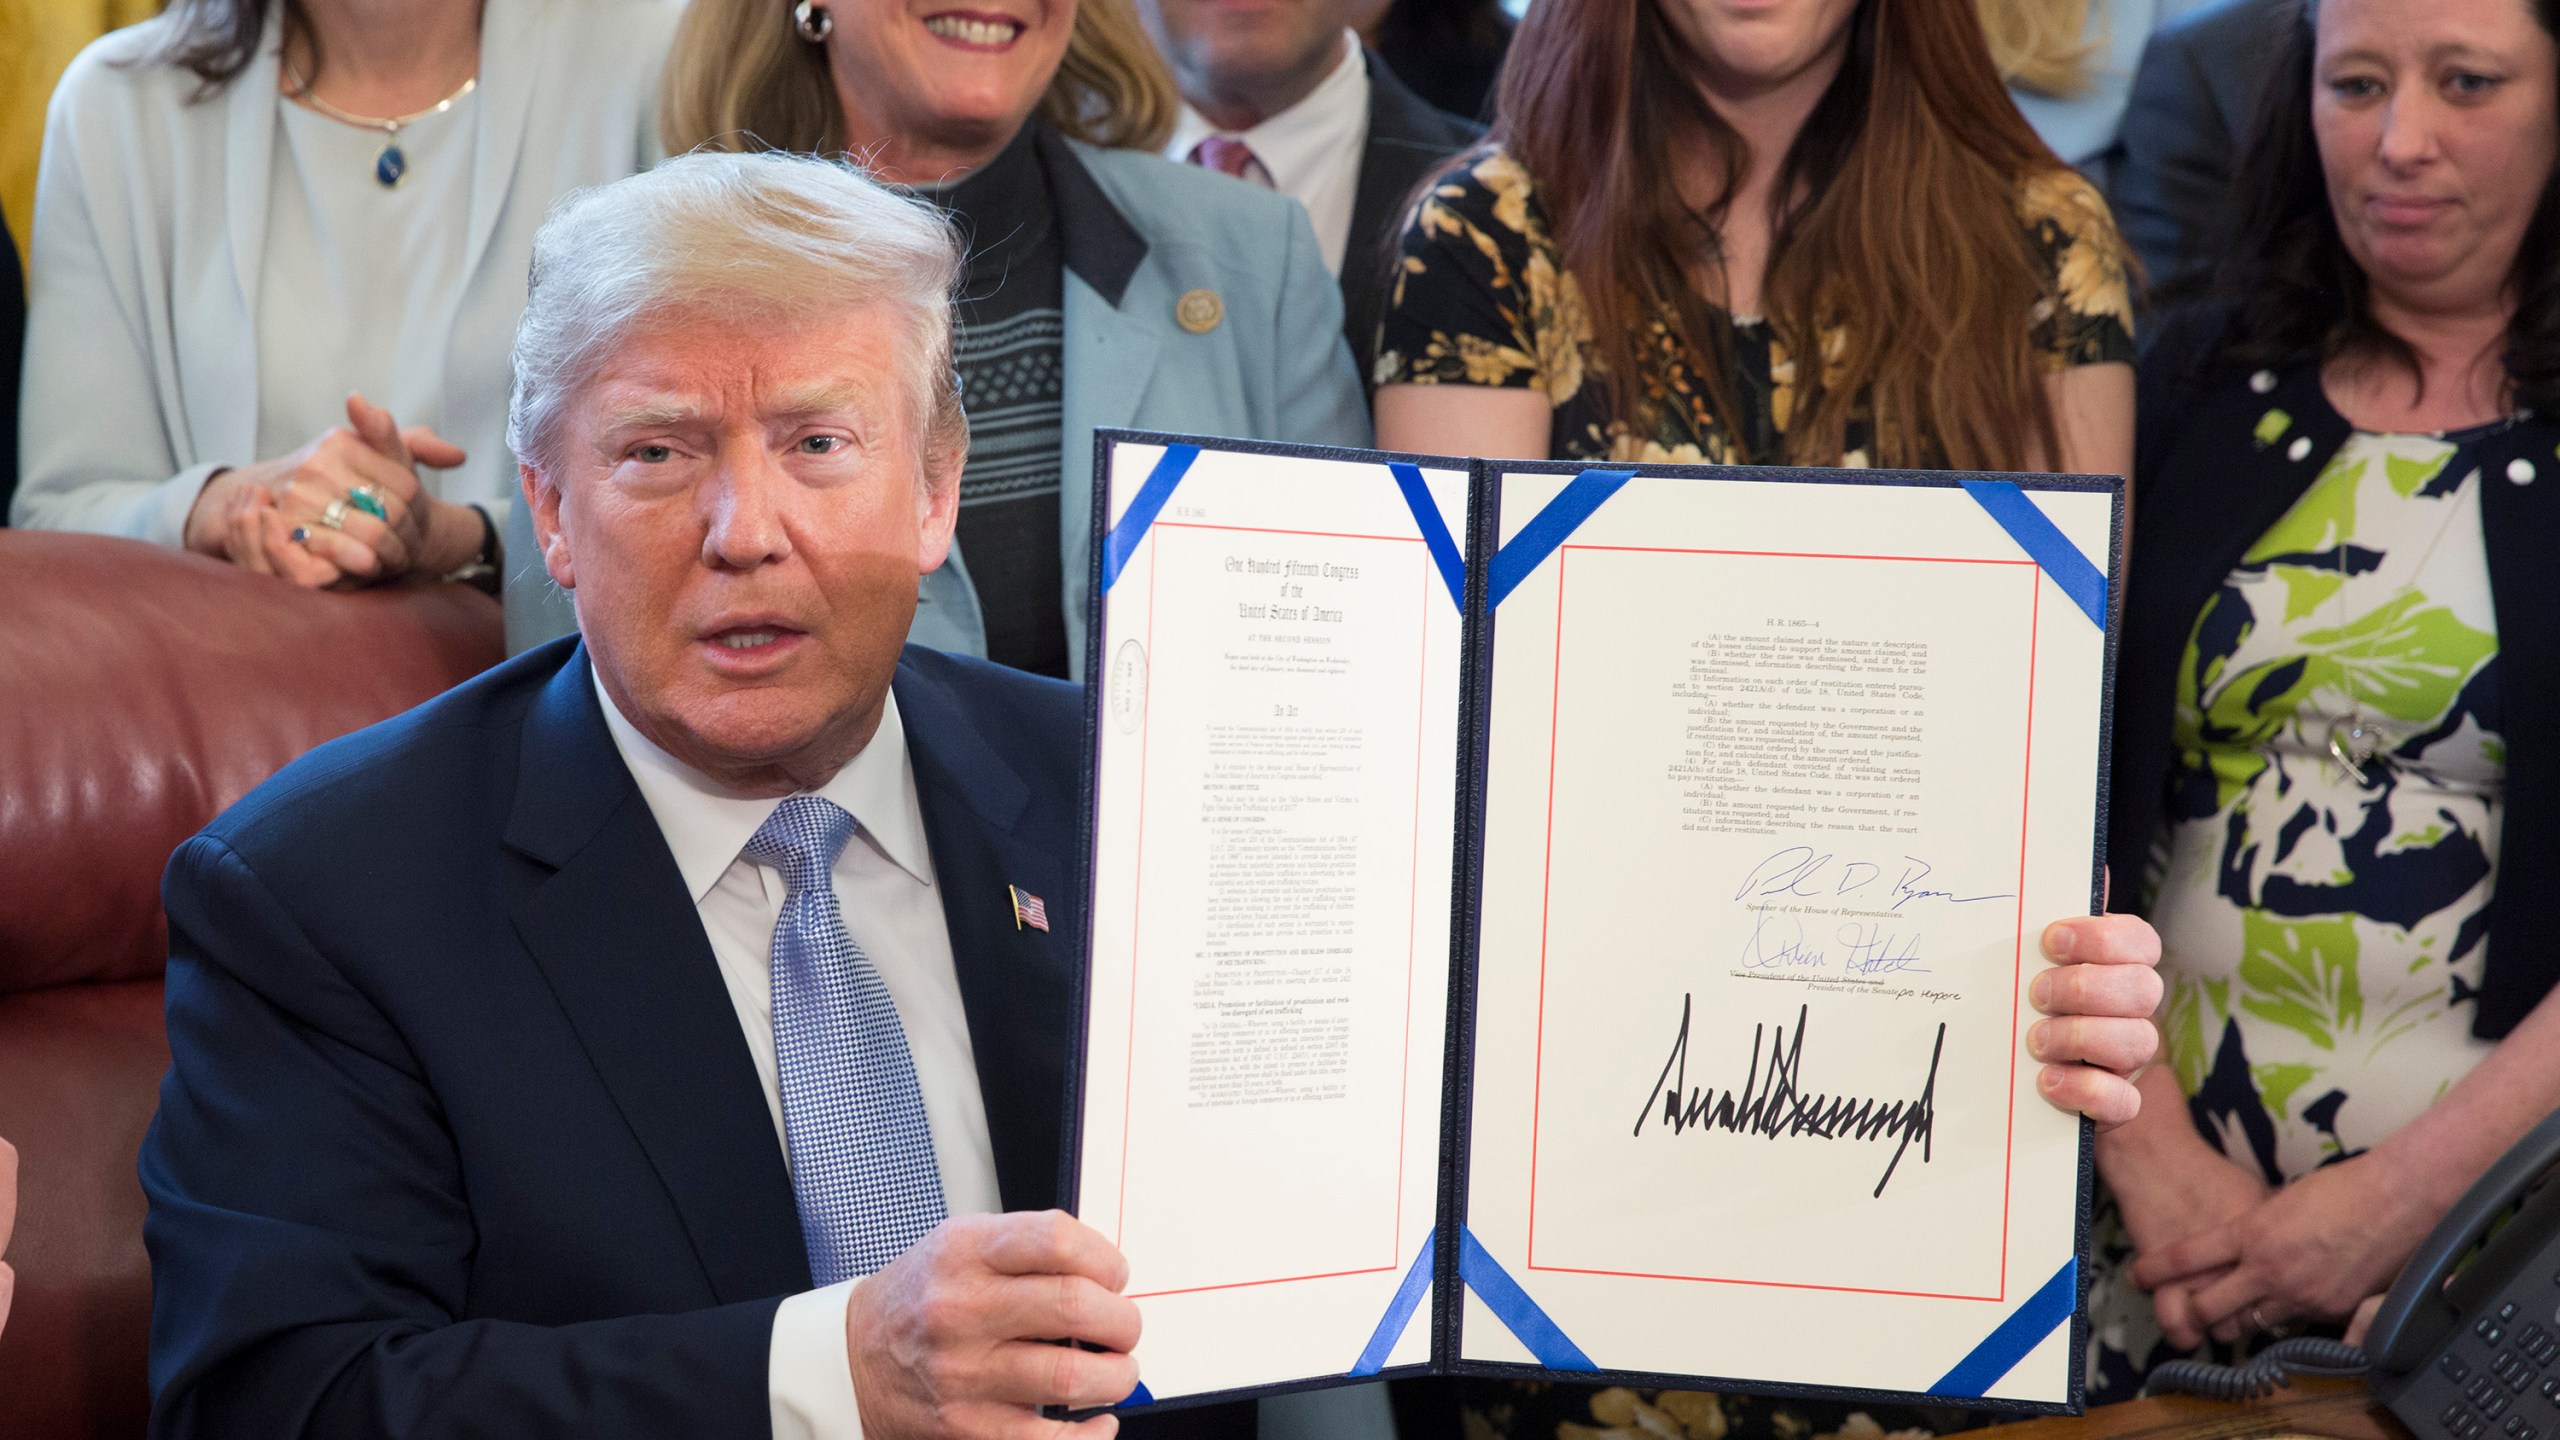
xmin=1165 ymin=31 xmax=1370 ymax=277
xmin=594 ymin=667 xmax=1004 ymax=1439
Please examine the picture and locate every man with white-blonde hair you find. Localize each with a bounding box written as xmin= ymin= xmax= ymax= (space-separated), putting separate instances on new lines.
xmin=140 ymin=151 xmax=1164 ymax=1440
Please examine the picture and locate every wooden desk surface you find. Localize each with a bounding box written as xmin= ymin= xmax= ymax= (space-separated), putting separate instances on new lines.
xmin=1975 ymin=1379 xmax=2413 ymax=1440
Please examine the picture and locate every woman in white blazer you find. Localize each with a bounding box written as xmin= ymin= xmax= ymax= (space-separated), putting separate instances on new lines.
xmin=13 ymin=0 xmax=675 ymax=590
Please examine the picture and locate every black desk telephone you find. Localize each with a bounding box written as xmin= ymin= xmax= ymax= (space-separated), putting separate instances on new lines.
xmin=2149 ymin=1105 xmax=2560 ymax=1437
xmin=2363 ymin=1107 xmax=2560 ymax=1438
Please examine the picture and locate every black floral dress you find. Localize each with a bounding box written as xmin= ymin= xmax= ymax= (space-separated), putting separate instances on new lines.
xmin=1376 ymin=148 xmax=2136 ymax=1440
xmin=1374 ymin=148 xmax=2137 ymax=465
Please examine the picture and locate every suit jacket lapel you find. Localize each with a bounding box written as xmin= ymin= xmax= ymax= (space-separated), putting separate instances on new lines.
xmin=210 ymin=7 xmax=280 ymax=467
xmin=1344 ymin=52 xmax=1480 ymax=384
xmin=221 ymin=9 xmax=278 ymax=328
xmin=1348 ymin=51 xmax=1472 ymax=255
xmin=1059 ymin=271 xmax=1160 ymax=668
xmin=893 ymin=657 xmax=1081 ymax=1213
xmin=505 ymin=651 xmax=812 ymax=1302
xmin=457 ymin=0 xmax=540 ymax=305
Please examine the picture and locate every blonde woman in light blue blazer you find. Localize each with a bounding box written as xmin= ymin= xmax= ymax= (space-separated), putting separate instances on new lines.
xmin=14 ymin=0 xmax=675 ymax=589
xmin=502 ymin=0 xmax=1371 ymax=674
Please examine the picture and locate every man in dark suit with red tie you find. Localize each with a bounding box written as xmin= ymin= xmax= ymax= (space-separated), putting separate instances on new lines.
xmin=1143 ymin=0 xmax=1483 ymax=389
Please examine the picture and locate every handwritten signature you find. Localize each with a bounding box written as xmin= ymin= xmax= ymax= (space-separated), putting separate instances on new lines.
xmin=1633 ymin=999 xmax=1944 ymax=1199
xmin=1734 ymin=847 xmax=2014 ymax=913
xmin=1739 ymin=909 xmax=1931 ymax=975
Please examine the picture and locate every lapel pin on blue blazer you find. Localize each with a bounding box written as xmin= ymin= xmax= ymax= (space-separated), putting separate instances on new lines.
xmin=1010 ymin=885 xmax=1050 ymax=932
xmin=1174 ymin=288 xmax=1224 ymax=334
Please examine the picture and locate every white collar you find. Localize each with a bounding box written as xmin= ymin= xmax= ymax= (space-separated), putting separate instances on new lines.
xmin=1167 ymin=32 xmax=1368 ymax=196
xmin=590 ymin=662 xmax=935 ymax=902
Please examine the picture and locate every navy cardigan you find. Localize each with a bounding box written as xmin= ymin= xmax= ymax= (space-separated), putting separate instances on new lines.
xmin=2114 ymin=306 xmax=2560 ymax=1040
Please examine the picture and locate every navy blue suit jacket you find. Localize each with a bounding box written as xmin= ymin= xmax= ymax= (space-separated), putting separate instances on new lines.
xmin=142 ymin=640 xmax=1089 ymax=1437
xmin=2104 ymin=0 xmax=2291 ymax=300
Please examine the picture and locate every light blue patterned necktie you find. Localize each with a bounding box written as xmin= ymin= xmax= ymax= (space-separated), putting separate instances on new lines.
xmin=747 ymin=793 xmax=947 ymax=1283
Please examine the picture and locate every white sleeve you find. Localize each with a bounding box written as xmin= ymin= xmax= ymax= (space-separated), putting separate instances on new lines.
xmin=770 ymin=1280 xmax=864 ymax=1440
xmin=12 ymin=54 xmax=213 ymax=541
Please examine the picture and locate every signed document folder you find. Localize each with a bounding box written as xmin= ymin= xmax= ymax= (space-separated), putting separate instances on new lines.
xmin=1067 ymin=431 xmax=2123 ymax=1417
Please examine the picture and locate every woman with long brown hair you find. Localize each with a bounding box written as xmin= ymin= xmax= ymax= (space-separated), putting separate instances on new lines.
xmin=1370 ymin=0 xmax=2136 ymax=480
xmin=1371 ymin=2 xmax=2136 ymax=1435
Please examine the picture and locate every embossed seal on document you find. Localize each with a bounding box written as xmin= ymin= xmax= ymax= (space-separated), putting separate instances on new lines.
xmin=1175 ymin=288 xmax=1224 ymax=334
xmin=1110 ymin=638 xmax=1148 ymax=732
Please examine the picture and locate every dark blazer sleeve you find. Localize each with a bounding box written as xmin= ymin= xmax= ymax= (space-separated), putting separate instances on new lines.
xmin=144 ymin=835 xmax=780 ymax=1440
xmin=2108 ymin=25 xmax=2234 ymax=294
xmin=1343 ymin=52 xmax=1483 ymax=388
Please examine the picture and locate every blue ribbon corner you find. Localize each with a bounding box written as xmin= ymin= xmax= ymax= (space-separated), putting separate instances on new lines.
xmin=1958 ymin=481 xmax=2108 ymax=629
xmin=1100 ymin=444 xmax=1203 ymax=594
xmin=1386 ymin=464 xmax=1468 ymax=609
xmin=1349 ymin=1230 xmax=1440 ymax=1377
xmin=1926 ymin=1257 xmax=2080 ymax=1398
xmin=1485 ymin=470 xmax=1633 ymax=610
xmin=1457 ymin=1227 xmax=1595 ymax=1371
xmin=1345 ymin=1227 xmax=1594 ymax=1378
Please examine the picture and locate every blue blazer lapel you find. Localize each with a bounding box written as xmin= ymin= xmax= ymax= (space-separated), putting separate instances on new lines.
xmin=892 ymin=656 xmax=1080 ymax=1214
xmin=503 ymin=649 xmax=812 ymax=1301
xmin=1042 ymin=131 xmax=1162 ymax=677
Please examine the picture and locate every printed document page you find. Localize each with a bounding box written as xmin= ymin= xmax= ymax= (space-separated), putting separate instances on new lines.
xmin=1459 ymin=470 xmax=2111 ymax=1405
xmin=1079 ymin=441 xmax=1467 ymax=1401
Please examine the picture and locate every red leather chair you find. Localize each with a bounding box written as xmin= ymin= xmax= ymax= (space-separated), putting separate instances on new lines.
xmin=0 ymin=532 xmax=504 ymax=1438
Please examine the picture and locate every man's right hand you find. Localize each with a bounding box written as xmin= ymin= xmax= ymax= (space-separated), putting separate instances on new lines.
xmin=847 ymin=1210 xmax=1139 ymax=1439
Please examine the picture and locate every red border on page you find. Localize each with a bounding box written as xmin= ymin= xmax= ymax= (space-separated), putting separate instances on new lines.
xmin=1520 ymin=543 xmax=2043 ymax=1305
xmin=1112 ymin=521 xmax=1439 ymax=1300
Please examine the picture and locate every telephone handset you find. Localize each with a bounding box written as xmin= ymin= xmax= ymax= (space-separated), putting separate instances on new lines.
xmin=2364 ymin=1106 xmax=2560 ymax=1440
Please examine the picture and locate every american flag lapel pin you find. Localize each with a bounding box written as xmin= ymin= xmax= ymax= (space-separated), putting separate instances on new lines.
xmin=1010 ymin=885 xmax=1050 ymax=932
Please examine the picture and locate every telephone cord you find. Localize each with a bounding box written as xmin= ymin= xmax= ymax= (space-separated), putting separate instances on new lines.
xmin=2143 ymin=1338 xmax=2374 ymax=1401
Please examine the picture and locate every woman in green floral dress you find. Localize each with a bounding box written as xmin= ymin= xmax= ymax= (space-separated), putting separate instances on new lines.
xmin=2094 ymin=0 xmax=2560 ymax=1404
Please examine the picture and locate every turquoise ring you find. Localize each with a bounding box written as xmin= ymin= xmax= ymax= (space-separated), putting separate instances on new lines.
xmin=347 ymin=485 xmax=389 ymax=522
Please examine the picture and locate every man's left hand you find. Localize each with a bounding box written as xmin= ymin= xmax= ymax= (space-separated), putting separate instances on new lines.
xmin=2028 ymin=913 xmax=2163 ymax=1130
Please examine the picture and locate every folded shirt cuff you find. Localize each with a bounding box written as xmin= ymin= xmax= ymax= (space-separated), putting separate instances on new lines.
xmin=770 ymin=1279 xmax=863 ymax=1440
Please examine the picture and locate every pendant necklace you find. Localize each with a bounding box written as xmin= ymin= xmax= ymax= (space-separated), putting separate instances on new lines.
xmin=284 ymin=60 xmax=477 ymax=189
xmin=2324 ymin=539 xmax=2381 ymax=785
xmin=2322 ymin=454 xmax=2479 ymax=785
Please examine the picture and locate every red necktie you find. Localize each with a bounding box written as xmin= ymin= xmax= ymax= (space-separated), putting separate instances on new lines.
xmin=1186 ymin=135 xmax=1273 ymax=189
